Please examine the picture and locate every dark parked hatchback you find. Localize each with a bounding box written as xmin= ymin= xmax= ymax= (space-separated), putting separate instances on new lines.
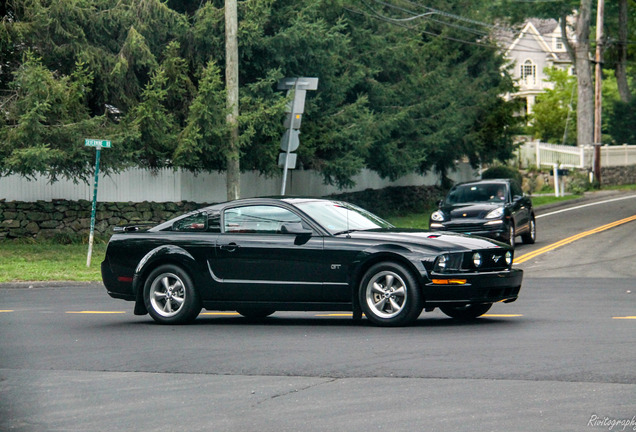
xmin=429 ymin=179 xmax=536 ymax=246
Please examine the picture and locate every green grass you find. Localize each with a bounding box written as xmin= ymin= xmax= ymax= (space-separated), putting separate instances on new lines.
xmin=386 ymin=208 xmax=435 ymax=230
xmin=529 ymin=194 xmax=581 ymax=207
xmin=601 ymin=184 xmax=636 ymax=192
xmin=0 ymin=241 xmax=106 ymax=283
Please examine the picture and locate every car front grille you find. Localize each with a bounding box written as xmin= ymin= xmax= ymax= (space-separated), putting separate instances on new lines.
xmin=434 ymin=250 xmax=512 ymax=274
xmin=448 ymin=224 xmax=487 ymax=233
xmin=460 ymin=250 xmax=511 ymax=272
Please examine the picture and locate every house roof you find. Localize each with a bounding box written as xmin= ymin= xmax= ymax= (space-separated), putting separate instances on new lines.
xmin=504 ymin=19 xmax=561 ymax=62
xmin=528 ymin=18 xmax=559 ymax=35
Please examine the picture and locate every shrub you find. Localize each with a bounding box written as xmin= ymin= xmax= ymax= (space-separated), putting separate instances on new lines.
xmin=481 ymin=165 xmax=523 ymax=185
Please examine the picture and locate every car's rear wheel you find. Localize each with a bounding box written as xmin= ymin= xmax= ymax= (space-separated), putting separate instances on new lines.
xmin=522 ymin=216 xmax=536 ymax=244
xmin=236 ymin=308 xmax=276 ymax=319
xmin=440 ymin=303 xmax=492 ymax=320
xmin=359 ymin=262 xmax=423 ymax=327
xmin=144 ymin=264 xmax=201 ymax=324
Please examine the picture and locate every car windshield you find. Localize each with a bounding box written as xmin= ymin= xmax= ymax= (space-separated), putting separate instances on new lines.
xmin=445 ymin=183 xmax=507 ymax=204
xmin=294 ymin=201 xmax=394 ymax=235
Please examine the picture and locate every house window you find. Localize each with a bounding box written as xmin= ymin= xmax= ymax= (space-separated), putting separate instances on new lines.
xmin=520 ymin=60 xmax=536 ymax=85
xmin=555 ymin=37 xmax=563 ymax=50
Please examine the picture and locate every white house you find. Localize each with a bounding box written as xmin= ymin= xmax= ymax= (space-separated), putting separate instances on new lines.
xmin=502 ymin=18 xmax=574 ymax=116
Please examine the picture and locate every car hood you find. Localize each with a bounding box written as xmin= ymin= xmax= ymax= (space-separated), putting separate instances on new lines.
xmin=344 ymin=229 xmax=507 ymax=252
xmin=442 ymin=202 xmax=503 ymax=219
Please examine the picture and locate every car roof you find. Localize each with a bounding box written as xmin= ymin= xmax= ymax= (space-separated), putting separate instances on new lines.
xmin=149 ymin=197 xmax=348 ymax=232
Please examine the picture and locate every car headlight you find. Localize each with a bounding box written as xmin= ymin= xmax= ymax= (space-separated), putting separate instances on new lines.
xmin=430 ymin=210 xmax=445 ymax=222
xmin=505 ymin=251 xmax=513 ymax=265
xmin=473 ymin=252 xmax=482 ymax=268
xmin=436 ymin=254 xmax=448 ymax=270
xmin=434 ymin=253 xmax=463 ymax=273
xmin=485 ymin=207 xmax=504 ymax=219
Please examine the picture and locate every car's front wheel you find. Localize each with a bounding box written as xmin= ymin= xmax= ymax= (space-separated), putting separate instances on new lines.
xmin=440 ymin=303 xmax=492 ymax=320
xmin=522 ymin=216 xmax=536 ymax=244
xmin=359 ymin=262 xmax=423 ymax=327
xmin=144 ymin=264 xmax=201 ymax=324
xmin=507 ymin=223 xmax=516 ymax=247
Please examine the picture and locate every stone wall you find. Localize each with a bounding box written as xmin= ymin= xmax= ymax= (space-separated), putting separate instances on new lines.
xmin=0 ymin=200 xmax=209 ymax=240
xmin=601 ymin=165 xmax=636 ymax=186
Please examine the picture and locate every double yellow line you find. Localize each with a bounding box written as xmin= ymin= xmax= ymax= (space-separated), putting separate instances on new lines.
xmin=514 ymin=214 xmax=636 ymax=265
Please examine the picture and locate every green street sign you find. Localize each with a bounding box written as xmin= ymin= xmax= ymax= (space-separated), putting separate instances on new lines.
xmin=85 ymin=139 xmax=111 ymax=148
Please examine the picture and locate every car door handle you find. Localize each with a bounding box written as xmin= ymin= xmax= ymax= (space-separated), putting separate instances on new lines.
xmin=219 ymin=243 xmax=240 ymax=252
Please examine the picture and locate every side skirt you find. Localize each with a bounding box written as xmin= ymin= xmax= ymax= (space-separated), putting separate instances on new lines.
xmin=201 ymin=301 xmax=353 ymax=312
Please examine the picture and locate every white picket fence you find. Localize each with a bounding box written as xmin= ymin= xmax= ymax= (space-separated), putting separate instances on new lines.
xmin=517 ymin=141 xmax=636 ymax=169
xmin=0 ymin=164 xmax=478 ymax=203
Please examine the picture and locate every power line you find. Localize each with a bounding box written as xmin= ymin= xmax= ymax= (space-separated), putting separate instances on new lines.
xmin=352 ymin=0 xmax=563 ymax=56
xmin=363 ymin=0 xmax=565 ymax=55
xmin=348 ymin=3 xmax=498 ymax=49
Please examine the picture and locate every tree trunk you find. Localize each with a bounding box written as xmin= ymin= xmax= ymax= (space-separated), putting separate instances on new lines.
xmin=615 ymin=0 xmax=631 ymax=102
xmin=225 ymin=0 xmax=240 ymax=200
xmin=575 ymin=0 xmax=594 ymax=147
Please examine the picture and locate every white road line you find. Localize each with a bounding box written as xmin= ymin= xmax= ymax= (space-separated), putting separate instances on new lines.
xmin=537 ymin=194 xmax=636 ymax=219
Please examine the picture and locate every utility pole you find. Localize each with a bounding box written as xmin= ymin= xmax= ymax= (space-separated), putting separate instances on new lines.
xmin=225 ymin=0 xmax=240 ymax=200
xmin=593 ymin=0 xmax=604 ymax=184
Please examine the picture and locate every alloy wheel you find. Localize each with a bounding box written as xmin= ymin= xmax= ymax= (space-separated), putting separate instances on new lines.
xmin=149 ymin=272 xmax=186 ymax=318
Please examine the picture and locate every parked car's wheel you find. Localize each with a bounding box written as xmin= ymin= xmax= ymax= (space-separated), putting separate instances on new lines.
xmin=440 ymin=303 xmax=492 ymax=320
xmin=236 ymin=308 xmax=276 ymax=319
xmin=144 ymin=264 xmax=201 ymax=324
xmin=522 ymin=216 xmax=536 ymax=244
xmin=359 ymin=262 xmax=423 ymax=327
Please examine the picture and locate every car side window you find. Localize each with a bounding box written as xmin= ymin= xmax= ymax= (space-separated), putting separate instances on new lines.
xmin=172 ymin=212 xmax=208 ymax=232
xmin=511 ymin=182 xmax=523 ymax=199
xmin=223 ymin=205 xmax=302 ymax=234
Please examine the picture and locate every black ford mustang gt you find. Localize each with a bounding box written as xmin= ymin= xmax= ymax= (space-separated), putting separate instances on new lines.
xmin=102 ymin=198 xmax=523 ymax=327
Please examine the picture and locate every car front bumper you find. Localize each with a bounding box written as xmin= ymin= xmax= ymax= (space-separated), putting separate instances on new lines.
xmin=422 ymin=267 xmax=523 ymax=306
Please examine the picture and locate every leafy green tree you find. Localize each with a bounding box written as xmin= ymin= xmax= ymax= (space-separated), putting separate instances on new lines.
xmin=1 ymin=0 xmax=525 ymax=190
xmin=120 ymin=68 xmax=177 ymax=170
xmin=174 ymin=60 xmax=227 ymax=171
xmin=531 ymin=68 xmax=578 ymax=145
xmin=608 ymin=97 xmax=636 ymax=145
xmin=0 ymin=52 xmax=110 ymax=180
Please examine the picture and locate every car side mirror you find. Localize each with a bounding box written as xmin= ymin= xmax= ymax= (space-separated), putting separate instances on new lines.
xmin=281 ymin=222 xmax=312 ymax=236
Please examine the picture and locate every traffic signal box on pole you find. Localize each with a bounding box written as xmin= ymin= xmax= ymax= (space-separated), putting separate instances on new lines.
xmin=277 ymin=77 xmax=318 ymax=195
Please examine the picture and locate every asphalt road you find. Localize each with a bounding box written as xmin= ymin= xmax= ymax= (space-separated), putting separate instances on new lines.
xmin=1 ymin=191 xmax=635 ymax=432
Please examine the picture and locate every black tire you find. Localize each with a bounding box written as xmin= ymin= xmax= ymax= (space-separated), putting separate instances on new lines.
xmin=440 ymin=303 xmax=492 ymax=320
xmin=507 ymin=222 xmax=515 ymax=247
xmin=143 ymin=264 xmax=201 ymax=324
xmin=359 ymin=262 xmax=423 ymax=327
xmin=236 ymin=308 xmax=276 ymax=319
xmin=521 ymin=216 xmax=536 ymax=244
